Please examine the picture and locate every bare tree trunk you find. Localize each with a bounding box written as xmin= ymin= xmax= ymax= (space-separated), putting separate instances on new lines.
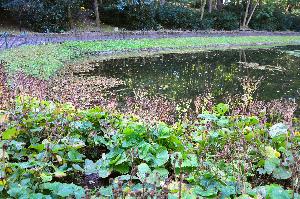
xmin=217 ymin=0 xmax=223 ymax=10
xmin=94 ymin=0 xmax=101 ymax=28
xmin=200 ymin=0 xmax=207 ymax=20
xmin=242 ymin=0 xmax=250 ymax=27
xmin=67 ymin=5 xmax=73 ymax=30
xmin=246 ymin=1 xmax=259 ymax=26
xmin=208 ymin=0 xmax=212 ymax=13
xmin=213 ymin=0 xmax=217 ymax=10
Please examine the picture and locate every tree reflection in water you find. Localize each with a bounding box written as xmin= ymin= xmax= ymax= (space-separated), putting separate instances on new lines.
xmin=1 ymin=46 xmax=300 ymax=123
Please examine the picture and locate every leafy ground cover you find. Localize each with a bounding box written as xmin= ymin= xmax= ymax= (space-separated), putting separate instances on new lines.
xmin=0 ymin=96 xmax=300 ymax=198
xmin=1 ymin=36 xmax=300 ymax=79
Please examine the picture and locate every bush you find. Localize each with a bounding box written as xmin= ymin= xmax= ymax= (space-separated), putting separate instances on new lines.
xmin=250 ymin=6 xmax=295 ymax=31
xmin=158 ymin=4 xmax=203 ymax=30
xmin=123 ymin=3 xmax=159 ymax=30
xmin=101 ymin=6 xmax=127 ymax=27
xmin=24 ymin=4 xmax=69 ymax=32
xmin=102 ymin=3 xmax=159 ymax=30
xmin=103 ymin=3 xmax=238 ymax=31
xmin=157 ymin=4 xmax=217 ymax=30
xmin=210 ymin=10 xmax=240 ymax=30
xmin=102 ymin=3 xmax=297 ymax=32
xmin=102 ymin=3 xmax=215 ymax=31
xmin=291 ymin=15 xmax=300 ymax=31
xmin=2 ymin=0 xmax=82 ymax=32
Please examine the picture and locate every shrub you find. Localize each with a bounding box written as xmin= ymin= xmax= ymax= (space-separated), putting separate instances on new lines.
xmin=2 ymin=0 xmax=82 ymax=32
xmin=250 ymin=6 xmax=295 ymax=31
xmin=158 ymin=4 xmax=201 ymax=30
xmin=101 ymin=3 xmax=296 ymax=31
xmin=103 ymin=3 xmax=215 ymax=31
xmin=291 ymin=15 xmax=300 ymax=31
xmin=210 ymin=10 xmax=240 ymax=30
xmin=101 ymin=6 xmax=127 ymax=27
xmin=157 ymin=5 xmax=239 ymax=31
xmin=102 ymin=3 xmax=159 ymax=30
xmin=24 ymin=3 xmax=69 ymax=32
xmin=123 ymin=3 xmax=159 ymax=30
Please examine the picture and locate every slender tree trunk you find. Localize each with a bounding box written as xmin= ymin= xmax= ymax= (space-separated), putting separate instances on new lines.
xmin=242 ymin=0 xmax=250 ymax=27
xmin=246 ymin=1 xmax=259 ymax=26
xmin=208 ymin=0 xmax=212 ymax=13
xmin=18 ymin=11 xmax=22 ymax=31
xmin=200 ymin=0 xmax=207 ymax=20
xmin=67 ymin=5 xmax=73 ymax=30
xmin=94 ymin=0 xmax=101 ymax=28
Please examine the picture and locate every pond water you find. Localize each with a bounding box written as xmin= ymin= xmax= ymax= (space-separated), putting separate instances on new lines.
xmin=76 ymin=46 xmax=300 ymax=110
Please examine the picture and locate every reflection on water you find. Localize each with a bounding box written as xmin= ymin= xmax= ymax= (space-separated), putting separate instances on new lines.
xmin=77 ymin=46 xmax=300 ymax=107
xmin=3 ymin=45 xmax=300 ymax=123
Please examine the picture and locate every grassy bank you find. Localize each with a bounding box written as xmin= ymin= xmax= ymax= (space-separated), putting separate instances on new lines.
xmin=1 ymin=35 xmax=300 ymax=79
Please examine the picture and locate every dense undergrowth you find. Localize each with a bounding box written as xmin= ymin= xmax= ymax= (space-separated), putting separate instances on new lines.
xmin=103 ymin=3 xmax=300 ymax=31
xmin=1 ymin=1 xmax=299 ymax=32
xmin=0 ymin=96 xmax=300 ymax=198
xmin=1 ymin=36 xmax=300 ymax=79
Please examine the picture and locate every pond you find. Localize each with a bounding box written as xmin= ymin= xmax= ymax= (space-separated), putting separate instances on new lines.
xmin=73 ymin=45 xmax=300 ymax=118
xmin=3 ymin=45 xmax=300 ymax=122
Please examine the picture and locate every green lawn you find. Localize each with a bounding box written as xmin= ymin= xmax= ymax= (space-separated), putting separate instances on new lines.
xmin=1 ymin=35 xmax=300 ymax=79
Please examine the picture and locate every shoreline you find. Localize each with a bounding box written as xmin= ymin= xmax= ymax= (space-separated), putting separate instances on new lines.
xmin=1 ymin=35 xmax=300 ymax=79
xmin=1 ymin=30 xmax=300 ymax=50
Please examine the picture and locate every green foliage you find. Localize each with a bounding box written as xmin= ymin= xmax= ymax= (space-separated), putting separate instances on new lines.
xmin=210 ymin=10 xmax=240 ymax=31
xmin=124 ymin=3 xmax=159 ymax=30
xmin=2 ymin=0 xmax=82 ymax=32
xmin=157 ymin=4 xmax=212 ymax=30
xmin=0 ymin=43 xmax=76 ymax=79
xmin=1 ymin=0 xmax=300 ymax=32
xmin=250 ymin=5 xmax=296 ymax=31
xmin=0 ymin=96 xmax=299 ymax=198
xmin=291 ymin=15 xmax=300 ymax=31
xmin=102 ymin=2 xmax=299 ymax=31
xmin=43 ymin=182 xmax=85 ymax=198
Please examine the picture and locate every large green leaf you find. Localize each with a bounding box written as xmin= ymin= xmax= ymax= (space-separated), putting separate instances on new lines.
xmin=43 ymin=182 xmax=85 ymax=199
xmin=67 ymin=150 xmax=84 ymax=162
xmin=214 ymin=103 xmax=229 ymax=115
xmin=266 ymin=184 xmax=291 ymax=199
xmin=98 ymin=168 xmax=111 ymax=178
xmin=152 ymin=146 xmax=169 ymax=167
xmin=2 ymin=127 xmax=19 ymax=140
xmin=272 ymin=167 xmax=292 ymax=180
xmin=269 ymin=123 xmax=288 ymax=138
xmin=137 ymin=163 xmax=151 ymax=180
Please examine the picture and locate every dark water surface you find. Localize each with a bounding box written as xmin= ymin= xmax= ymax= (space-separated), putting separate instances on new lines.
xmin=77 ymin=45 xmax=300 ymax=107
